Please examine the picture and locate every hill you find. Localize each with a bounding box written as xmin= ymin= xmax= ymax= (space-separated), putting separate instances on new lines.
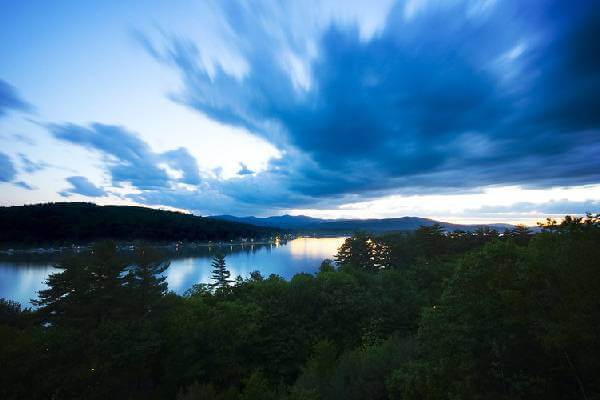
xmin=216 ymin=214 xmax=325 ymax=229
xmin=0 ymin=203 xmax=276 ymax=245
xmin=215 ymin=214 xmax=514 ymax=233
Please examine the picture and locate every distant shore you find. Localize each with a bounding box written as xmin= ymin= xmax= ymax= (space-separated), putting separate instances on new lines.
xmin=0 ymin=235 xmax=309 ymax=255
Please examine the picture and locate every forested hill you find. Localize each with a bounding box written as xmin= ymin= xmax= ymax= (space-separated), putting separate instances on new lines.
xmin=0 ymin=203 xmax=276 ymax=245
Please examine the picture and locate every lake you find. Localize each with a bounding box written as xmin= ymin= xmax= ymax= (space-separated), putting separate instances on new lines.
xmin=0 ymin=237 xmax=346 ymax=306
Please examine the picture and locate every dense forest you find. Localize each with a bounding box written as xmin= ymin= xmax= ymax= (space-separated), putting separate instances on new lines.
xmin=0 ymin=203 xmax=276 ymax=245
xmin=1 ymin=215 xmax=599 ymax=399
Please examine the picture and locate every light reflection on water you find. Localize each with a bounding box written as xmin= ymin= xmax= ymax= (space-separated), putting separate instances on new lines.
xmin=0 ymin=237 xmax=346 ymax=306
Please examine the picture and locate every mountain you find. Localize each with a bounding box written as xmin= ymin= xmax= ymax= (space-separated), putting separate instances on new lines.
xmin=0 ymin=203 xmax=277 ymax=245
xmin=214 ymin=214 xmax=515 ymax=233
xmin=216 ymin=214 xmax=325 ymax=229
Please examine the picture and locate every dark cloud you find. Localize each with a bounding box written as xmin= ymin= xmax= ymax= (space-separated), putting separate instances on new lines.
xmin=60 ymin=176 xmax=107 ymax=198
xmin=50 ymin=123 xmax=201 ymax=189
xmin=0 ymin=79 xmax=31 ymax=118
xmin=140 ymin=0 xmax=600 ymax=208
xmin=0 ymin=152 xmax=17 ymax=182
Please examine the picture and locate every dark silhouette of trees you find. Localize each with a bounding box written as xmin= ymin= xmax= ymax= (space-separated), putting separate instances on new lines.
xmin=33 ymin=241 xmax=129 ymax=327
xmin=504 ymin=224 xmax=533 ymax=245
xmin=335 ymin=232 xmax=389 ymax=272
xmin=0 ymin=202 xmax=276 ymax=245
xmin=125 ymin=245 xmax=170 ymax=316
xmin=210 ymin=252 xmax=232 ymax=290
xmin=1 ymin=215 xmax=599 ymax=399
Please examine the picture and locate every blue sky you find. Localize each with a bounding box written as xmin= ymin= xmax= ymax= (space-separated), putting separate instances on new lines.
xmin=0 ymin=0 xmax=599 ymax=223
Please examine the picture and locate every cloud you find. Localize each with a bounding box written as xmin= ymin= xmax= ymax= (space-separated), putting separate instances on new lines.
xmin=31 ymin=1 xmax=599 ymax=217
xmin=161 ymin=148 xmax=201 ymax=185
xmin=471 ymin=199 xmax=600 ymax=216
xmin=0 ymin=152 xmax=17 ymax=182
xmin=50 ymin=123 xmax=201 ymax=189
xmin=139 ymin=0 xmax=600 ymax=208
xmin=13 ymin=181 xmax=35 ymax=190
xmin=0 ymin=79 xmax=31 ymax=118
xmin=18 ymin=154 xmax=47 ymax=173
xmin=51 ymin=123 xmax=171 ymax=189
xmin=237 ymin=162 xmax=254 ymax=175
xmin=47 ymin=121 xmax=319 ymax=213
xmin=60 ymin=176 xmax=107 ymax=198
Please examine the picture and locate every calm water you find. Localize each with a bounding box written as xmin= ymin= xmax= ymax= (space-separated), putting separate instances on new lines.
xmin=0 ymin=237 xmax=346 ymax=306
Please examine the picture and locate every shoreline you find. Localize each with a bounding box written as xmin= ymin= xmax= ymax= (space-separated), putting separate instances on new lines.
xmin=0 ymin=234 xmax=348 ymax=255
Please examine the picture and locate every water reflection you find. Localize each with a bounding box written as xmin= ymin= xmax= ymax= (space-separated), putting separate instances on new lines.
xmin=0 ymin=262 xmax=59 ymax=306
xmin=0 ymin=237 xmax=346 ymax=306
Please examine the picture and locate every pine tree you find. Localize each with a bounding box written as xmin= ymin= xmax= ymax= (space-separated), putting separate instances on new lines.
xmin=210 ymin=252 xmax=232 ymax=290
xmin=33 ymin=240 xmax=128 ymax=327
xmin=126 ymin=244 xmax=169 ymax=316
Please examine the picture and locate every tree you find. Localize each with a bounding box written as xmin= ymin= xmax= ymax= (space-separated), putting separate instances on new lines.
xmin=0 ymin=298 xmax=27 ymax=327
xmin=335 ymin=233 xmax=389 ymax=272
xmin=414 ymin=224 xmax=448 ymax=257
xmin=125 ymin=244 xmax=169 ymax=316
xmin=211 ymin=252 xmax=232 ymax=290
xmin=33 ymin=240 xmax=128 ymax=327
xmin=504 ymin=224 xmax=533 ymax=246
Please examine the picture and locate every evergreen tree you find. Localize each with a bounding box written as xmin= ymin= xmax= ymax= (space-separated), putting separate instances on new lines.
xmin=504 ymin=224 xmax=533 ymax=246
xmin=125 ymin=244 xmax=169 ymax=317
xmin=33 ymin=240 xmax=128 ymax=327
xmin=335 ymin=232 xmax=389 ymax=272
xmin=210 ymin=252 xmax=232 ymax=290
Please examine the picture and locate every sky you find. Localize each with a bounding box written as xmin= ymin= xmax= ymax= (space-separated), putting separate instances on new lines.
xmin=0 ymin=0 xmax=599 ymax=224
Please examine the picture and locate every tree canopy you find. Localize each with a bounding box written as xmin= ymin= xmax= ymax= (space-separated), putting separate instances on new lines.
xmin=1 ymin=214 xmax=599 ymax=399
xmin=0 ymin=202 xmax=276 ymax=245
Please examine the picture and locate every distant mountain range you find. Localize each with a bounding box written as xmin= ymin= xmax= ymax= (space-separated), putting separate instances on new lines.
xmin=214 ymin=214 xmax=515 ymax=233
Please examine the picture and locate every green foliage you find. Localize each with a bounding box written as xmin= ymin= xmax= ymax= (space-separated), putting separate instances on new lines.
xmin=403 ymin=215 xmax=600 ymax=399
xmin=241 ymin=371 xmax=278 ymax=400
xmin=2 ymin=215 xmax=599 ymax=399
xmin=292 ymin=336 xmax=417 ymax=400
xmin=0 ymin=298 xmax=28 ymax=327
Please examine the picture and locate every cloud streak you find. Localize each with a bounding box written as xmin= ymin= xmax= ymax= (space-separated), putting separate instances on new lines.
xmin=60 ymin=176 xmax=107 ymax=198
xmin=0 ymin=79 xmax=31 ymax=118
xmin=138 ymin=0 xmax=600 ymax=209
xmin=50 ymin=123 xmax=202 ymax=190
xmin=0 ymin=152 xmax=16 ymax=182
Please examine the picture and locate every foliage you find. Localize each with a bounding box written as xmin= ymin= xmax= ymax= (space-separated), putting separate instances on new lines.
xmin=1 ymin=215 xmax=599 ymax=399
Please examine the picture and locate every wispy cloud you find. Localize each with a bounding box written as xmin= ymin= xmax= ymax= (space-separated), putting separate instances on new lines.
xmin=18 ymin=153 xmax=47 ymax=173
xmin=50 ymin=123 xmax=202 ymax=190
xmin=13 ymin=181 xmax=35 ymax=190
xmin=237 ymin=162 xmax=254 ymax=175
xmin=0 ymin=152 xmax=17 ymax=182
xmin=59 ymin=176 xmax=107 ymax=198
xmin=0 ymin=79 xmax=31 ymax=118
